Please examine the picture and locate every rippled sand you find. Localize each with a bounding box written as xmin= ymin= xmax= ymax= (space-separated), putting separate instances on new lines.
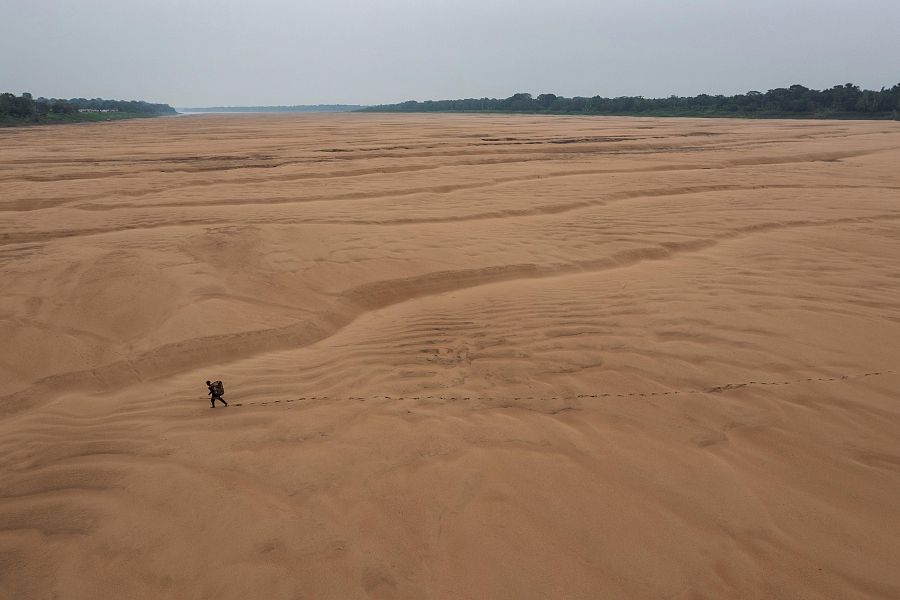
xmin=2 ymin=114 xmax=899 ymax=599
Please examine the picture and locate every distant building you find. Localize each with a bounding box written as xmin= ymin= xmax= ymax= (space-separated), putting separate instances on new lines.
xmin=77 ymin=108 xmax=118 ymax=113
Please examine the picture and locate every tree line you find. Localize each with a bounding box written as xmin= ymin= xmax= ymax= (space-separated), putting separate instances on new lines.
xmin=1 ymin=93 xmax=177 ymax=124
xmin=359 ymin=83 xmax=900 ymax=119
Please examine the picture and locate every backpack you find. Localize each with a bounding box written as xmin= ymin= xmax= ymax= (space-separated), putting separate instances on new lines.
xmin=213 ymin=381 xmax=224 ymax=395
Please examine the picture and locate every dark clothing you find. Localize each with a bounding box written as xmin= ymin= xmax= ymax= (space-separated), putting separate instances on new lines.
xmin=208 ymin=384 xmax=227 ymax=407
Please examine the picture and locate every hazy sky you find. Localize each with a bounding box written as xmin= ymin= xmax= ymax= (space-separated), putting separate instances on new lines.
xmin=2 ymin=0 xmax=898 ymax=106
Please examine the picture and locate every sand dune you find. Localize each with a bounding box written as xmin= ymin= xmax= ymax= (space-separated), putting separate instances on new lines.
xmin=1 ymin=114 xmax=899 ymax=599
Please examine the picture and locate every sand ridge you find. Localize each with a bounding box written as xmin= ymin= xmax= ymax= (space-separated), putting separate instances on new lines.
xmin=1 ymin=114 xmax=900 ymax=599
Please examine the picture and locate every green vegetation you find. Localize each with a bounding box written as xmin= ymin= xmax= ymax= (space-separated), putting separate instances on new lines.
xmin=359 ymin=84 xmax=900 ymax=119
xmin=0 ymin=93 xmax=177 ymax=126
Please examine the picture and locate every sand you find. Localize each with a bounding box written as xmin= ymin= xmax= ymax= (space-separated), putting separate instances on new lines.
xmin=1 ymin=113 xmax=899 ymax=599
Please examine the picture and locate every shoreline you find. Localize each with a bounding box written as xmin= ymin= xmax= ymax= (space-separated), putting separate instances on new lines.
xmin=0 ymin=112 xmax=173 ymax=128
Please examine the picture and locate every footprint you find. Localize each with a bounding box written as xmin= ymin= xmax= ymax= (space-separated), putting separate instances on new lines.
xmin=363 ymin=568 xmax=398 ymax=599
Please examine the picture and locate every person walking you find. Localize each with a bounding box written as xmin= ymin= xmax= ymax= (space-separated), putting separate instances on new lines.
xmin=207 ymin=380 xmax=227 ymax=408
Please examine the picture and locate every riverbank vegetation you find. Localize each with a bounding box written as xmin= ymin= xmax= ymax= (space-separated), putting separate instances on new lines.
xmin=1 ymin=93 xmax=177 ymax=126
xmin=360 ymin=83 xmax=900 ymax=119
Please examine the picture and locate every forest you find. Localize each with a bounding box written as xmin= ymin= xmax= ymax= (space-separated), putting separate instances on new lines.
xmin=359 ymin=84 xmax=900 ymax=119
xmin=1 ymin=93 xmax=177 ymax=125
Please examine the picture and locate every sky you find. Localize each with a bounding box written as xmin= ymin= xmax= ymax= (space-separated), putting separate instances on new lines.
xmin=2 ymin=0 xmax=898 ymax=107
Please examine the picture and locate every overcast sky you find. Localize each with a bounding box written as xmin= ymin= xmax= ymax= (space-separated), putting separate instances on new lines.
xmin=2 ymin=0 xmax=898 ymax=106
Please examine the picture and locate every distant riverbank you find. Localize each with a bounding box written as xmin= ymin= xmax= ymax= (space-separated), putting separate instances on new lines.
xmin=177 ymin=104 xmax=366 ymax=114
xmin=360 ymin=83 xmax=900 ymax=120
xmin=1 ymin=93 xmax=177 ymax=127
